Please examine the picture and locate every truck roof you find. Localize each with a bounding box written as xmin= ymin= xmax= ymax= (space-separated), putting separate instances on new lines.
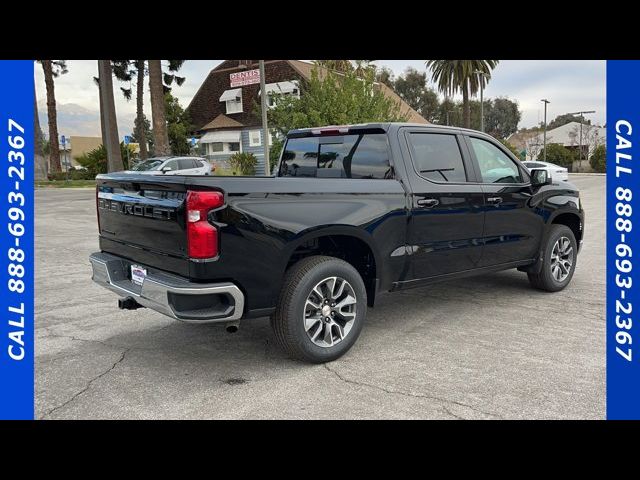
xmin=287 ymin=122 xmax=489 ymax=138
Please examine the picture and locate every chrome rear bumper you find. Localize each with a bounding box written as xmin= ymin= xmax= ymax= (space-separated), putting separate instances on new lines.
xmin=89 ymin=252 xmax=244 ymax=323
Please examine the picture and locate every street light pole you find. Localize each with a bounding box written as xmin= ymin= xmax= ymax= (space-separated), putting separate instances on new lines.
xmin=259 ymin=60 xmax=270 ymax=176
xmin=541 ymin=99 xmax=550 ymax=162
xmin=567 ymin=110 xmax=596 ymax=172
xmin=474 ymin=70 xmax=490 ymax=132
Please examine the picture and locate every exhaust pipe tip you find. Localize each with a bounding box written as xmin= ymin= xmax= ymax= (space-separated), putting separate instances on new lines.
xmin=225 ymin=322 xmax=240 ymax=333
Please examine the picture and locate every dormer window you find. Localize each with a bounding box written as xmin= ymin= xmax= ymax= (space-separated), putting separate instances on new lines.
xmin=259 ymin=81 xmax=300 ymax=108
xmin=220 ymin=88 xmax=243 ymax=114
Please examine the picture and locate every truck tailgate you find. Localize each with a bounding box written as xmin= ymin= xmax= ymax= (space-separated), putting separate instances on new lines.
xmin=97 ymin=175 xmax=189 ymax=262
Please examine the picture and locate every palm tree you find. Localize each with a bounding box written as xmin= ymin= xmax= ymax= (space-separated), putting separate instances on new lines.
xmin=38 ymin=60 xmax=67 ymax=173
xmin=97 ymin=60 xmax=124 ymax=172
xmin=134 ymin=60 xmax=149 ymax=159
xmin=148 ymin=60 xmax=170 ymax=155
xmin=112 ymin=60 xmax=151 ymax=159
xmin=426 ymin=60 xmax=498 ymax=128
xmin=34 ymin=84 xmax=47 ymax=180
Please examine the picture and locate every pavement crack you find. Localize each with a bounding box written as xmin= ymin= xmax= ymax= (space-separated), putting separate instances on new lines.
xmin=39 ymin=330 xmax=124 ymax=350
xmin=41 ymin=348 xmax=130 ymax=419
xmin=323 ymin=364 xmax=502 ymax=419
xmin=442 ymin=406 xmax=465 ymax=420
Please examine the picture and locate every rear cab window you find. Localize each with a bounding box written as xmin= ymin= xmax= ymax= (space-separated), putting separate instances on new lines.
xmin=278 ymin=133 xmax=393 ymax=179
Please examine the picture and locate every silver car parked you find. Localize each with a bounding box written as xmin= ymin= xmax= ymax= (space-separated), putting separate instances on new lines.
xmin=126 ymin=156 xmax=213 ymax=176
xmin=522 ymin=160 xmax=569 ymax=182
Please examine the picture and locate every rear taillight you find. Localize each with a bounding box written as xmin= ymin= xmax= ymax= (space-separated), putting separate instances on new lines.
xmin=186 ymin=191 xmax=224 ymax=259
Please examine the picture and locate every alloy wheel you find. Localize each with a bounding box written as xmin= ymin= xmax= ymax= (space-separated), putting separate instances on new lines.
xmin=550 ymin=236 xmax=574 ymax=282
xmin=303 ymin=276 xmax=357 ymax=348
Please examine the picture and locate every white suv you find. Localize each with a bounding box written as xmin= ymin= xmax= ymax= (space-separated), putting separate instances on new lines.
xmin=127 ymin=157 xmax=212 ymax=176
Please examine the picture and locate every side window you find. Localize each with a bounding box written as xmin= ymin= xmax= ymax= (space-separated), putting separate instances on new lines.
xmin=164 ymin=160 xmax=178 ymax=171
xmin=469 ymin=137 xmax=523 ymax=184
xmin=178 ymin=159 xmax=194 ymax=170
xmin=408 ymin=133 xmax=468 ymax=183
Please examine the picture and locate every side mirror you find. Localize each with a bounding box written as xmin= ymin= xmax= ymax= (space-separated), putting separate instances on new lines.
xmin=161 ymin=166 xmax=172 ymax=173
xmin=530 ymin=169 xmax=551 ymax=187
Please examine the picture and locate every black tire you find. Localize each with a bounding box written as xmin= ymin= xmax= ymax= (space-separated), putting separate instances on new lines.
xmin=528 ymin=225 xmax=577 ymax=292
xmin=271 ymin=255 xmax=367 ymax=363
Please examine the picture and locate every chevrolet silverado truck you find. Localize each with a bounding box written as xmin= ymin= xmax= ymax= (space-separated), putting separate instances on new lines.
xmin=90 ymin=123 xmax=584 ymax=363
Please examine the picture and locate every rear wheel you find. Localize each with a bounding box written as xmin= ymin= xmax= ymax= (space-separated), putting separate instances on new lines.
xmin=528 ymin=224 xmax=577 ymax=292
xmin=271 ymin=256 xmax=367 ymax=363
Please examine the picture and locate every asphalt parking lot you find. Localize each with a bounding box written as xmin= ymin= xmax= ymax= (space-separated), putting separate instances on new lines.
xmin=35 ymin=175 xmax=605 ymax=419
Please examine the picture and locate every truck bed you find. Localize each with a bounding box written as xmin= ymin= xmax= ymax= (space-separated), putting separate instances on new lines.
xmin=96 ymin=173 xmax=407 ymax=315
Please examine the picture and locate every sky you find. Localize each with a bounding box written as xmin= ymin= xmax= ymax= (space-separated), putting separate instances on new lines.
xmin=35 ymin=60 xmax=606 ymax=139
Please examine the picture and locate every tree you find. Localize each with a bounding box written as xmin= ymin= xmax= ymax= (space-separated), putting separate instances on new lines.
xmin=148 ymin=60 xmax=170 ymax=155
xmin=38 ymin=60 xmax=67 ymax=173
xmin=484 ymin=97 xmax=521 ymax=139
xmin=269 ymin=136 xmax=284 ymax=173
xmin=393 ymin=67 xmax=427 ymax=109
xmin=134 ymin=60 xmax=149 ymax=158
xmin=375 ymin=66 xmax=394 ymax=87
xmin=113 ymin=60 xmax=185 ymax=159
xmin=112 ymin=60 xmax=151 ymax=160
xmin=267 ymin=66 xmax=408 ymax=136
xmin=590 ymin=144 xmax=606 ymax=173
xmin=164 ymin=93 xmax=192 ymax=155
xmin=131 ymin=114 xmax=153 ymax=153
xmin=524 ymin=129 xmax=544 ymax=161
xmin=569 ymin=122 xmax=604 ymax=165
xmin=432 ymin=96 xmax=461 ymax=126
xmin=34 ymin=84 xmax=47 ymax=180
xmin=500 ymin=139 xmax=520 ymax=157
xmin=97 ymin=60 xmax=124 ymax=172
xmin=75 ymin=143 xmax=133 ymax=177
xmin=537 ymin=143 xmax=576 ymax=167
xmin=313 ymin=60 xmax=353 ymax=73
xmin=547 ymin=113 xmax=591 ymax=130
xmin=228 ymin=152 xmax=258 ymax=175
xmin=426 ymin=60 xmax=499 ymax=128
xmin=161 ymin=60 xmax=186 ymax=92
xmin=392 ymin=67 xmax=441 ymax=122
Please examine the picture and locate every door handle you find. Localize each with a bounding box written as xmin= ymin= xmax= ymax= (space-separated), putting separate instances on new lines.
xmin=487 ymin=196 xmax=503 ymax=206
xmin=416 ymin=198 xmax=439 ymax=208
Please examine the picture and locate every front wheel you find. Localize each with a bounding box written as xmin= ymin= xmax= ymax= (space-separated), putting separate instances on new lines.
xmin=271 ymin=256 xmax=367 ymax=363
xmin=528 ymin=224 xmax=577 ymax=292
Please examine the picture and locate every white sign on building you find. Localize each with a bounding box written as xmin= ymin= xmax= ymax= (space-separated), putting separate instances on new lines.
xmin=230 ymin=69 xmax=260 ymax=87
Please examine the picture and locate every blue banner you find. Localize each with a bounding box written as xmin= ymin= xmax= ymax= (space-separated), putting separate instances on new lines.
xmin=0 ymin=60 xmax=34 ymax=419
xmin=607 ymin=60 xmax=640 ymax=419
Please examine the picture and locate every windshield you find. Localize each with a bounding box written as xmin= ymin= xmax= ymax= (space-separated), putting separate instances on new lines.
xmin=131 ymin=159 xmax=164 ymax=171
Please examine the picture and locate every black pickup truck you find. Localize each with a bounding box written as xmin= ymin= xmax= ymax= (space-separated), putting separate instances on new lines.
xmin=90 ymin=123 xmax=583 ymax=363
